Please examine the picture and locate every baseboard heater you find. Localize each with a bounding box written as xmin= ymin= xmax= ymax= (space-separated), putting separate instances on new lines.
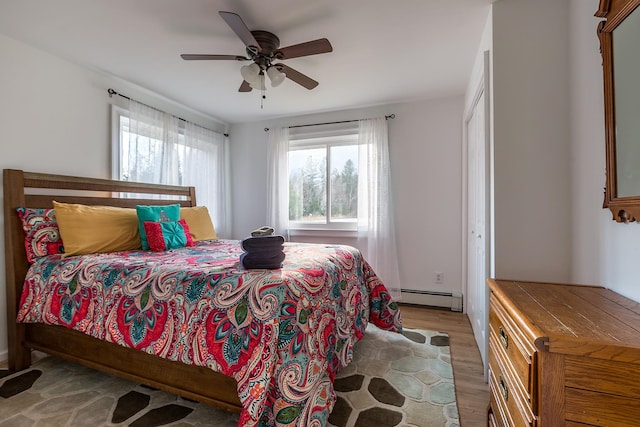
xmin=400 ymin=289 xmax=462 ymax=312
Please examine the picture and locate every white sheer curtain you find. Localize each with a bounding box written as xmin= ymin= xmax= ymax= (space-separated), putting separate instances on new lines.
xmin=357 ymin=117 xmax=401 ymax=300
xmin=122 ymin=100 xmax=230 ymax=237
xmin=265 ymin=126 xmax=290 ymax=239
xmin=181 ymin=121 xmax=230 ymax=238
xmin=125 ymin=100 xmax=180 ymax=185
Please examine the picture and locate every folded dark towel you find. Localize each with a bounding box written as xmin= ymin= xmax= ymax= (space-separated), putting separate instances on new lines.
xmin=250 ymin=226 xmax=275 ymax=237
xmin=240 ymin=251 xmax=285 ymax=269
xmin=241 ymin=235 xmax=285 ymax=252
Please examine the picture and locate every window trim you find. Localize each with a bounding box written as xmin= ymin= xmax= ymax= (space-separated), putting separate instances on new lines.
xmin=288 ymin=228 xmax=358 ymax=239
xmin=111 ymin=105 xmax=125 ymax=180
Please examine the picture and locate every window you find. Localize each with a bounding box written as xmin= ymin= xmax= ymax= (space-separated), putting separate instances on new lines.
xmin=115 ymin=113 xmax=171 ymax=183
xmin=111 ymin=102 xmax=229 ymax=236
xmin=268 ymin=117 xmax=400 ymax=298
xmin=288 ymin=131 xmax=359 ymax=230
xmin=114 ymin=112 xmax=200 ymax=185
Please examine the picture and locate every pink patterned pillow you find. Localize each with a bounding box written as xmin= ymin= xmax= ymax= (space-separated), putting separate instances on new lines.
xmin=16 ymin=207 xmax=64 ymax=263
xmin=143 ymin=219 xmax=194 ymax=252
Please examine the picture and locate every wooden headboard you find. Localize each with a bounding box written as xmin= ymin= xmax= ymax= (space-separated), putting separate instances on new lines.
xmin=3 ymin=169 xmax=197 ymax=368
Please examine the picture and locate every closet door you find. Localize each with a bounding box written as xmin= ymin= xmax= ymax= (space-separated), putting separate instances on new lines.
xmin=465 ymin=51 xmax=490 ymax=376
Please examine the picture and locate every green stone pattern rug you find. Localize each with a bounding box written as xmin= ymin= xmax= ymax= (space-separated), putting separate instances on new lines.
xmin=0 ymin=325 xmax=459 ymax=427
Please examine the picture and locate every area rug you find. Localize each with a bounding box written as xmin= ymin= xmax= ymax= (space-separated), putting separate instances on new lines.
xmin=0 ymin=325 xmax=459 ymax=427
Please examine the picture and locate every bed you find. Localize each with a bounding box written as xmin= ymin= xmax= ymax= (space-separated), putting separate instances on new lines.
xmin=3 ymin=169 xmax=402 ymax=427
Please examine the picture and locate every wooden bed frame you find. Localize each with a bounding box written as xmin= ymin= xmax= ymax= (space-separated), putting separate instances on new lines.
xmin=3 ymin=169 xmax=242 ymax=413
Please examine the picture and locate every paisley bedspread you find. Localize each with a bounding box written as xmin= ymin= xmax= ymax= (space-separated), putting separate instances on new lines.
xmin=17 ymin=239 xmax=402 ymax=427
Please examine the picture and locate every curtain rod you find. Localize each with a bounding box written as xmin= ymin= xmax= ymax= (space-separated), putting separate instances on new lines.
xmin=263 ymin=114 xmax=395 ymax=132
xmin=107 ymin=88 xmax=229 ymax=137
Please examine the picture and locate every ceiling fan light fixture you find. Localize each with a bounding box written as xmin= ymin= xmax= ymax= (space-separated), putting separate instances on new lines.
xmin=249 ymin=71 xmax=266 ymax=90
xmin=267 ymin=66 xmax=286 ymax=87
xmin=181 ymin=11 xmax=333 ymax=96
xmin=240 ymin=63 xmax=261 ymax=85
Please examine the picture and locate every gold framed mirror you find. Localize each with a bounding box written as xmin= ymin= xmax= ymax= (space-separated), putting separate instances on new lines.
xmin=597 ymin=0 xmax=640 ymax=222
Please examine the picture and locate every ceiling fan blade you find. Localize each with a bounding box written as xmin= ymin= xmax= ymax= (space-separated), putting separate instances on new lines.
xmin=239 ymin=80 xmax=253 ymax=92
xmin=181 ymin=54 xmax=248 ymax=61
xmin=275 ymin=63 xmax=319 ymax=90
xmin=276 ymin=38 xmax=332 ymax=60
xmin=219 ymin=11 xmax=261 ymax=52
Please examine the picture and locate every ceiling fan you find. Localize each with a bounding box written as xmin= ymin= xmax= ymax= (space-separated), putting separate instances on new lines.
xmin=181 ymin=11 xmax=333 ymax=93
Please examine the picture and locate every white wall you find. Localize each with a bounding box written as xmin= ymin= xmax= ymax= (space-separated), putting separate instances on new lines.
xmin=569 ymin=0 xmax=607 ymax=286
xmin=0 ymin=34 xmax=227 ymax=361
xmin=487 ymin=0 xmax=640 ymax=302
xmin=0 ymin=34 xmax=110 ymax=362
xmin=491 ymin=0 xmax=572 ymax=282
xmin=230 ymin=97 xmax=464 ymax=297
xmin=569 ymin=0 xmax=640 ymax=302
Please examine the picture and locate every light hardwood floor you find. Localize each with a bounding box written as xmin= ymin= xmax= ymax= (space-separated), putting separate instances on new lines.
xmin=1 ymin=305 xmax=489 ymax=426
xmin=400 ymin=303 xmax=489 ymax=426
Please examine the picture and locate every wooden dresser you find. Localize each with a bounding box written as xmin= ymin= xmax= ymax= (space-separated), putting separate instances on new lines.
xmin=487 ymin=279 xmax=640 ymax=426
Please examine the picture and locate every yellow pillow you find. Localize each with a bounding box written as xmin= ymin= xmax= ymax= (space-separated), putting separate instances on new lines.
xmin=180 ymin=206 xmax=217 ymax=241
xmin=53 ymin=201 xmax=141 ymax=257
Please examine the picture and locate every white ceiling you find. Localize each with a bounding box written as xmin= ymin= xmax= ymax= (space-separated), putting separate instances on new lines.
xmin=0 ymin=0 xmax=492 ymax=124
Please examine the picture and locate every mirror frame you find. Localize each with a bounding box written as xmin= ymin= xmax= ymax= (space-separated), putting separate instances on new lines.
xmin=597 ymin=0 xmax=640 ymax=222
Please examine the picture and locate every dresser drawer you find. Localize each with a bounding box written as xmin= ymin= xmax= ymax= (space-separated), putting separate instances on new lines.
xmin=489 ymin=338 xmax=535 ymax=427
xmin=565 ymin=388 xmax=640 ymax=426
xmin=564 ymin=355 xmax=640 ymax=425
xmin=489 ymin=294 xmax=536 ymax=407
xmin=489 ymin=391 xmax=507 ymax=427
xmin=565 ymin=356 xmax=640 ymax=400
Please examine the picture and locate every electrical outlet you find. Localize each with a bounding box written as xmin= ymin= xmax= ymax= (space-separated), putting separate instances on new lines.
xmin=435 ymin=271 xmax=444 ymax=284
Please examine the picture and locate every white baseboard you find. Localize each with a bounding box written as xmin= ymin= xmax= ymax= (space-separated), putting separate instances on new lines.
xmin=401 ymin=289 xmax=463 ymax=312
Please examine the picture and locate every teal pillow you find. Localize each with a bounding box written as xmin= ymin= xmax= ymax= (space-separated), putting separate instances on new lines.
xmin=136 ymin=204 xmax=181 ymax=250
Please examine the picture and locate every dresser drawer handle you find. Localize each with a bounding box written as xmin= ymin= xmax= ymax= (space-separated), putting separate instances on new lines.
xmin=499 ymin=326 xmax=509 ymax=349
xmin=498 ymin=374 xmax=509 ymax=401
